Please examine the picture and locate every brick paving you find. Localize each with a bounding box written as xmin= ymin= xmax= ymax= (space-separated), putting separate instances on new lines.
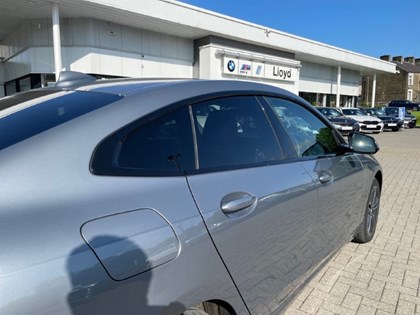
xmin=285 ymin=128 xmax=420 ymax=315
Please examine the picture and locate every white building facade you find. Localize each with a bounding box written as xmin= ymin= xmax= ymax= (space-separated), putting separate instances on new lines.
xmin=0 ymin=0 xmax=395 ymax=106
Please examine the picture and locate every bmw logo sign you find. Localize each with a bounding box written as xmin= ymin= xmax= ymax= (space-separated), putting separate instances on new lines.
xmin=227 ymin=60 xmax=236 ymax=72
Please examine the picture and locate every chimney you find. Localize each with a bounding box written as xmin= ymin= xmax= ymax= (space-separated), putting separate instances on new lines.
xmin=392 ymin=56 xmax=403 ymax=62
xmin=404 ymin=56 xmax=415 ymax=64
xmin=380 ymin=55 xmax=391 ymax=61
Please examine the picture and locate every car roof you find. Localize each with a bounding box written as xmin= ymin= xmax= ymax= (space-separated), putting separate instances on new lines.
xmin=75 ymin=78 xmax=298 ymax=100
xmin=50 ymin=71 xmax=299 ymax=100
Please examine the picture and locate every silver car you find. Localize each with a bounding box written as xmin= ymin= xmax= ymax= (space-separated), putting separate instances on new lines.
xmin=0 ymin=72 xmax=382 ymax=315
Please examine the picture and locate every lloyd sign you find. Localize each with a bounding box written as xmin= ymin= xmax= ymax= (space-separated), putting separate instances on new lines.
xmin=270 ymin=66 xmax=292 ymax=80
xmin=264 ymin=64 xmax=298 ymax=82
xmin=265 ymin=64 xmax=298 ymax=82
xmin=223 ymin=56 xmax=298 ymax=82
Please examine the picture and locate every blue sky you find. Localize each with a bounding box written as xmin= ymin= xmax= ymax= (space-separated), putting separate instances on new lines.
xmin=179 ymin=0 xmax=418 ymax=59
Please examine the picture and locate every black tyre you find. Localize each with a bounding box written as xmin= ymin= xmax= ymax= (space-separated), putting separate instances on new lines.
xmin=354 ymin=178 xmax=380 ymax=243
xmin=183 ymin=308 xmax=210 ymax=315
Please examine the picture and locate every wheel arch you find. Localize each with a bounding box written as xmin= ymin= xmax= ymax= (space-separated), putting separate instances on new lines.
xmin=189 ymin=300 xmax=237 ymax=315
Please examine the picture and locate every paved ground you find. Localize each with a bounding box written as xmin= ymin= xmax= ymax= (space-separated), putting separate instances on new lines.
xmin=285 ymin=128 xmax=420 ymax=315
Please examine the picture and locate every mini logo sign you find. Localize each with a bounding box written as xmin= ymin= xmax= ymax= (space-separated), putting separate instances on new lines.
xmin=227 ymin=60 xmax=236 ymax=72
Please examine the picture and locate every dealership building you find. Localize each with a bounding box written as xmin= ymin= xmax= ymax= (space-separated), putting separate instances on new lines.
xmin=0 ymin=0 xmax=396 ymax=106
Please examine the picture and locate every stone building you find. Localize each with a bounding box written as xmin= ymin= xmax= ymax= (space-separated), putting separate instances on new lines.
xmin=362 ymin=55 xmax=420 ymax=106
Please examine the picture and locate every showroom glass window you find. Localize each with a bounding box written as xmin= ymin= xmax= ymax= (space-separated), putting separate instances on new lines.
xmin=191 ymin=95 xmax=283 ymax=170
xmin=265 ymin=97 xmax=340 ymax=158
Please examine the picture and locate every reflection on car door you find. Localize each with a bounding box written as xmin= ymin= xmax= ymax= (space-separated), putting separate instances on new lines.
xmin=186 ymin=96 xmax=319 ymax=314
xmin=300 ymin=155 xmax=364 ymax=264
xmin=264 ymin=97 xmax=365 ymax=266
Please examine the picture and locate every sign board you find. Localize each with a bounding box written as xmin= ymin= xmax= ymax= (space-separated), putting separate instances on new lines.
xmin=264 ymin=64 xmax=298 ymax=82
xmin=223 ymin=56 xmax=239 ymax=75
xmin=398 ymin=107 xmax=406 ymax=120
xmin=223 ymin=56 xmax=298 ymax=82
xmin=252 ymin=62 xmax=264 ymax=78
xmin=238 ymin=59 xmax=252 ymax=76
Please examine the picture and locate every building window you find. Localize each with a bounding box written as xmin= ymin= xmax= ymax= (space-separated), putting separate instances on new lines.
xmin=408 ymin=73 xmax=414 ymax=86
xmin=4 ymin=74 xmax=43 ymax=96
xmin=407 ymin=89 xmax=413 ymax=101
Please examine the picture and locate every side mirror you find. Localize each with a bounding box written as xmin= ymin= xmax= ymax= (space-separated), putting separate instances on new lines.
xmin=348 ymin=132 xmax=379 ymax=154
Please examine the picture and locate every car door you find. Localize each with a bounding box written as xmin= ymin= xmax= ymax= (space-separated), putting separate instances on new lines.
xmin=186 ymin=95 xmax=319 ymax=314
xmin=263 ymin=97 xmax=365 ymax=265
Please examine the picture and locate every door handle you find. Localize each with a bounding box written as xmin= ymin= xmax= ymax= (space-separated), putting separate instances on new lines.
xmin=318 ymin=170 xmax=333 ymax=184
xmin=221 ymin=192 xmax=257 ymax=215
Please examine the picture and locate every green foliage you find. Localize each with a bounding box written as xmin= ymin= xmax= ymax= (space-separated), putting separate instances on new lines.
xmin=410 ymin=111 xmax=420 ymax=126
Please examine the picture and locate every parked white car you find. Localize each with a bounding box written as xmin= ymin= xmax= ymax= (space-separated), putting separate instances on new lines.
xmin=341 ymin=108 xmax=384 ymax=133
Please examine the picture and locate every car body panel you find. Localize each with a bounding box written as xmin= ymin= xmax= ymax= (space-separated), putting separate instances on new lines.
xmin=0 ymin=77 xmax=383 ymax=315
xmin=81 ymin=209 xmax=181 ymax=281
xmin=298 ymin=154 xmax=365 ymax=264
xmin=0 ymin=88 xmax=248 ymax=315
xmin=187 ymin=164 xmax=318 ymax=314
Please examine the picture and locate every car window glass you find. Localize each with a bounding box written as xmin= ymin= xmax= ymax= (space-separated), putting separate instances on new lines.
xmin=323 ymin=108 xmax=341 ymax=117
xmin=343 ymin=108 xmax=364 ymax=116
xmin=0 ymin=91 xmax=123 ymax=151
xmin=385 ymin=108 xmax=397 ymax=115
xmin=265 ymin=97 xmax=340 ymax=158
xmin=116 ymin=107 xmax=194 ymax=174
xmin=192 ymin=96 xmax=282 ymax=169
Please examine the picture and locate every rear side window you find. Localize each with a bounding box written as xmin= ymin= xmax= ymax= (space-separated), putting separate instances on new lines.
xmin=191 ymin=96 xmax=283 ymax=170
xmin=0 ymin=91 xmax=122 ymax=151
xmin=92 ymin=107 xmax=194 ymax=176
xmin=92 ymin=95 xmax=283 ymax=176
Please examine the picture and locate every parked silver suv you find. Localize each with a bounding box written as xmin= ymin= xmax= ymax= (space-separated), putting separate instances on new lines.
xmin=0 ymin=72 xmax=382 ymax=315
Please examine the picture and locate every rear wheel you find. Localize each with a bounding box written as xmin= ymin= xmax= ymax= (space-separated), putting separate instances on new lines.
xmin=354 ymin=178 xmax=380 ymax=243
